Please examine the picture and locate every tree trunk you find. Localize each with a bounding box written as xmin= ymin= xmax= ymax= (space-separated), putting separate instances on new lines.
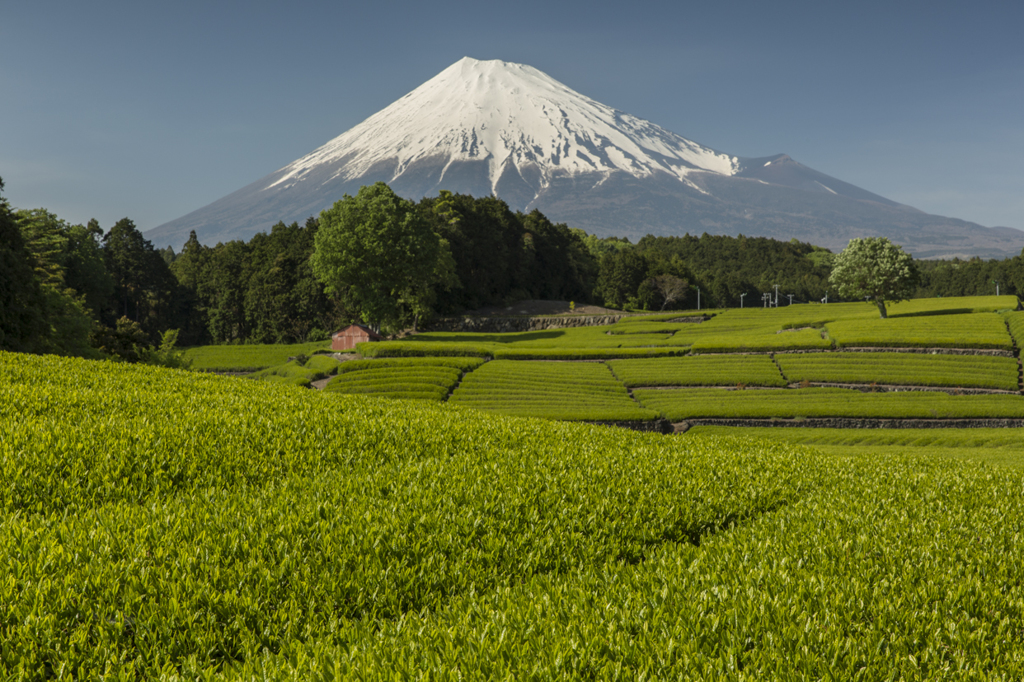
xmin=876 ymin=299 xmax=888 ymax=319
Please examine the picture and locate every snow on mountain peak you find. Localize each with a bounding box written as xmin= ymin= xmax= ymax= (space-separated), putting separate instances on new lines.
xmin=266 ymin=57 xmax=739 ymax=196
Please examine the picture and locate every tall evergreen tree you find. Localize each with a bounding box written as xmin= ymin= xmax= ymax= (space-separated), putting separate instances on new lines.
xmin=199 ymin=240 xmax=250 ymax=343
xmin=0 ymin=178 xmax=48 ymax=352
xmin=169 ymin=230 xmax=211 ymax=345
xmin=102 ymin=218 xmax=179 ymax=339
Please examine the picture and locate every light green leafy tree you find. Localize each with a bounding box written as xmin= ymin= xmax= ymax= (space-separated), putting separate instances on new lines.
xmin=311 ymin=182 xmax=446 ymax=333
xmin=829 ymin=237 xmax=919 ymax=318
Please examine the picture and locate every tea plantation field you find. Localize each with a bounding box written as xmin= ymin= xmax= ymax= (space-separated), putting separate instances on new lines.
xmin=3 ymin=350 xmax=1024 ymax=678
xmin=189 ymin=296 xmax=1024 ymax=426
xmin=351 ymin=295 xmax=1017 ymax=359
xmin=184 ymin=340 xmax=331 ymax=371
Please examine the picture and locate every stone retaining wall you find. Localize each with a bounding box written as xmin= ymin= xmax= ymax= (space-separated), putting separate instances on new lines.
xmin=794 ymin=382 xmax=1020 ymax=395
xmin=828 ymin=347 xmax=1017 ymax=357
xmin=584 ymin=419 xmax=673 ymax=434
xmin=673 ymin=417 xmax=1024 ymax=433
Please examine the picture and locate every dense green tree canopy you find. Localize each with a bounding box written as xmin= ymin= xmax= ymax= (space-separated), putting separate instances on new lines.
xmin=829 ymin=237 xmax=920 ymax=318
xmin=101 ymin=217 xmax=182 ymax=340
xmin=312 ymin=183 xmax=444 ymax=332
xmin=7 ymin=173 xmax=1023 ymax=356
xmin=417 ymin=192 xmax=596 ymax=313
xmin=593 ymin=249 xmax=650 ymax=309
xmin=0 ymin=178 xmax=49 ymax=353
xmin=633 ymin=234 xmax=832 ymax=309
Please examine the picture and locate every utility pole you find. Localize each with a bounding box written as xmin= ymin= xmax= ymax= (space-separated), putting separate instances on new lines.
xmin=822 ymin=291 xmax=828 ymax=304
xmin=762 ymin=293 xmax=770 ymax=309
xmin=740 ymin=293 xmax=747 ymax=308
xmin=695 ymin=286 xmax=701 ymax=311
xmin=773 ymin=284 xmax=779 ymax=308
xmin=787 ymin=294 xmax=794 ymax=306
xmin=993 ymin=280 xmax=1000 ymax=296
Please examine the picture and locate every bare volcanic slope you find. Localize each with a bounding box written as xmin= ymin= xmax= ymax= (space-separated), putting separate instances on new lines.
xmin=147 ymin=57 xmax=1023 ymax=258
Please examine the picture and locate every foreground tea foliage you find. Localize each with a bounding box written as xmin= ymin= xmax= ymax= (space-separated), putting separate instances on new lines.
xmin=197 ymin=438 xmax=1024 ymax=680
xmin=1 ymin=351 xmax=808 ymax=677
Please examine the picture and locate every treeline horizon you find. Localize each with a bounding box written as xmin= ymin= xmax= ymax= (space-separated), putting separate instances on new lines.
xmin=3 ymin=176 xmax=1023 ymax=359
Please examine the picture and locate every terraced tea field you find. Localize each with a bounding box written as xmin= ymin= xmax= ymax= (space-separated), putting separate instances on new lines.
xmin=827 ymin=312 xmax=1014 ymax=349
xmin=688 ymin=425 xmax=1024 ymax=469
xmin=184 ymin=340 xmax=331 ymax=371
xmin=5 ymin=350 xmax=1024 ymax=677
xmin=248 ymin=353 xmax=342 ymax=387
xmin=449 ymin=359 xmax=660 ymax=421
xmin=775 ymin=351 xmax=1020 ymax=390
xmin=632 ymin=386 xmax=1024 ymax=421
xmin=355 ymin=295 xmax=1018 ymax=359
xmin=608 ymin=354 xmax=787 ymax=387
xmin=331 ymin=295 xmax=1024 ymax=427
xmin=324 ymin=357 xmax=484 ymax=400
xmin=182 ymin=295 xmax=1024 ymax=427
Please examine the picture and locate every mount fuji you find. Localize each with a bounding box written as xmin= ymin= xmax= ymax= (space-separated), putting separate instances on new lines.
xmin=148 ymin=57 xmax=1022 ymax=259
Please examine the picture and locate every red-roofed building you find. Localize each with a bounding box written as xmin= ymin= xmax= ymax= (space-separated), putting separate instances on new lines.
xmin=331 ymin=324 xmax=383 ymax=351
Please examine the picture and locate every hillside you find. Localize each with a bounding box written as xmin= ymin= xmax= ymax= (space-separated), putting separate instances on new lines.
xmin=4 ymin=339 xmax=1024 ymax=676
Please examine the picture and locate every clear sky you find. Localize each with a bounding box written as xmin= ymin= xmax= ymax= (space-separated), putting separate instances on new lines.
xmin=2 ymin=0 xmax=1022 ymax=237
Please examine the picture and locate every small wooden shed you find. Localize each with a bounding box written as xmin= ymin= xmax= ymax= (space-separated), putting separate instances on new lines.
xmin=331 ymin=324 xmax=382 ymax=351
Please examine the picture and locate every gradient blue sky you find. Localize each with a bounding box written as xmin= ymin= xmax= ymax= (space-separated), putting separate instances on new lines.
xmin=2 ymin=0 xmax=1022 ymax=241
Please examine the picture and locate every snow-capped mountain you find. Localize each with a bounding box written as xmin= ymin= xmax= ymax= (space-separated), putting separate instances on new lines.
xmin=147 ymin=57 xmax=1022 ymax=258
xmin=269 ymin=57 xmax=739 ymax=201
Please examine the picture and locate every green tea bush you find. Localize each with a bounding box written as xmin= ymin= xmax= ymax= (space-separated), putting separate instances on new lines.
xmin=451 ymin=359 xmax=660 ymax=421
xmin=634 ymin=386 xmax=1024 ymax=421
xmin=325 ymin=357 xmax=473 ymax=400
xmin=609 ymin=355 xmax=786 ymax=387
xmin=689 ymin=425 xmax=1024 ymax=455
xmin=886 ymin=294 xmax=1015 ymax=315
xmin=194 ymin=440 xmax=1024 ymax=680
xmin=328 ymin=384 xmax=451 ymax=400
xmin=336 ymin=357 xmax=485 ymax=373
xmin=249 ymin=354 xmax=342 ymax=387
xmin=689 ymin=328 xmax=832 ymax=353
xmin=388 ymin=327 xmax=677 ymax=353
xmin=827 ymin=313 xmax=1013 ymax=350
xmin=1003 ymin=310 xmax=1024 ymax=347
xmin=0 ymin=350 xmax=814 ymax=677
xmin=183 ymin=340 xmax=333 ymax=371
xmin=777 ymin=351 xmax=1020 ymax=390
xmin=494 ymin=347 xmax=685 ymax=360
xmin=357 ymin=340 xmax=494 ymax=358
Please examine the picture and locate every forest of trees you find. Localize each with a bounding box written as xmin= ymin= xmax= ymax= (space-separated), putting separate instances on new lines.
xmin=2 ymin=174 xmax=1021 ymax=361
